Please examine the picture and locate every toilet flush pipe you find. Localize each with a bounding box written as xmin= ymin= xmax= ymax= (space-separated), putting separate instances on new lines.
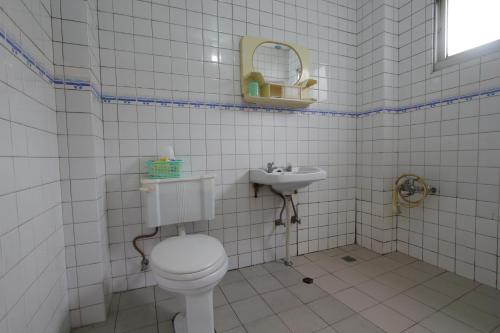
xmin=133 ymin=227 xmax=159 ymax=271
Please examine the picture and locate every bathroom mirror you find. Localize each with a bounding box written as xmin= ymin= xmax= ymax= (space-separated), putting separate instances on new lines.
xmin=252 ymin=42 xmax=302 ymax=85
xmin=240 ymin=36 xmax=317 ymax=108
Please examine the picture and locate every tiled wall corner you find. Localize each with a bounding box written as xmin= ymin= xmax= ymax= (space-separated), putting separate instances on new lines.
xmin=53 ymin=0 xmax=111 ymax=327
xmin=355 ymin=0 xmax=399 ymax=254
xmin=356 ymin=0 xmax=500 ymax=290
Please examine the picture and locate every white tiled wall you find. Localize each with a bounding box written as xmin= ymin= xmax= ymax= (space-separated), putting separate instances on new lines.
xmin=355 ymin=0 xmax=399 ymax=254
xmin=355 ymin=0 xmax=500 ymax=291
xmin=0 ymin=0 xmax=69 ymax=332
xmin=394 ymin=0 xmax=500 ymax=289
xmin=96 ymin=0 xmax=358 ymax=292
xmin=53 ymin=0 xmax=112 ymax=327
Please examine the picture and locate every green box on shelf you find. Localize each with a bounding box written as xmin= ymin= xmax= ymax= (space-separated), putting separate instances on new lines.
xmin=146 ymin=160 xmax=183 ymax=178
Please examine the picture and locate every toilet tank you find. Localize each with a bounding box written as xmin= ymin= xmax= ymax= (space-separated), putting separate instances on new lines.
xmin=140 ymin=175 xmax=215 ymax=227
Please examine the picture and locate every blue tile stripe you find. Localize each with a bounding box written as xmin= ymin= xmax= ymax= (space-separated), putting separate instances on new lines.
xmin=1 ymin=26 xmax=499 ymax=118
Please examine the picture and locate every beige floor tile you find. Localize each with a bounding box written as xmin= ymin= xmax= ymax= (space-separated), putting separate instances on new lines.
xmin=316 ymin=258 xmax=349 ymax=273
xmin=423 ymin=276 xmax=472 ymax=298
xmin=125 ymin=325 xmax=158 ymax=333
xmin=262 ymin=288 xmax=303 ymax=313
xmin=361 ymin=304 xmax=415 ymax=333
xmin=220 ymin=280 xmax=257 ymax=302
xmin=357 ymin=280 xmax=400 ymax=301
xmin=461 ymin=290 xmax=500 ymax=317
xmin=157 ymin=321 xmax=174 ymax=333
xmin=154 ymin=286 xmax=176 ymax=302
xmin=393 ymin=265 xmax=433 ymax=283
xmin=71 ymin=323 xmax=115 ymax=333
xmin=402 ymin=325 xmax=432 ymax=333
xmin=334 ymin=287 xmax=378 ymax=312
xmin=109 ymin=293 xmax=120 ymax=312
xmin=239 ymin=264 xmax=269 ymax=279
xmin=442 ymin=300 xmax=500 ymax=332
xmin=323 ymin=248 xmax=347 ymax=257
xmin=315 ymin=275 xmax=350 ymax=294
xmin=214 ymin=304 xmax=241 ymax=332
xmin=288 ymin=282 xmax=327 ymax=303
xmin=349 ymin=247 xmax=380 ymax=260
xmin=156 ymin=298 xmax=183 ymax=322
xmin=115 ymin=304 xmax=157 ymax=333
xmin=231 ymin=295 xmax=273 ymax=324
xmin=314 ymin=327 xmax=337 ymax=333
xmin=308 ymin=296 xmax=354 ymax=324
xmin=119 ymin=287 xmax=155 ymax=310
xmin=304 ymin=251 xmax=330 ymax=262
xmin=72 ymin=251 xmax=500 ymax=333
xmin=354 ymin=261 xmax=389 ymax=277
xmin=370 ymin=256 xmax=402 ymax=271
xmin=408 ymin=261 xmax=445 ymax=276
xmin=375 ymin=272 xmax=419 ymax=292
xmin=384 ymin=252 xmax=417 ymax=265
xmin=294 ymin=262 xmax=329 ymax=278
xmin=420 ymin=312 xmax=481 ymax=333
xmin=279 ymin=305 xmax=328 ymax=333
xmin=214 ymin=286 xmax=228 ymax=307
xmin=339 ymin=244 xmax=359 ymax=252
xmin=244 ymin=315 xmax=291 ymax=333
xmin=291 ymin=255 xmax=312 ymax=266
xmin=334 ymin=267 xmax=370 ymax=285
xmin=220 ymin=270 xmax=245 ymax=286
xmin=475 ymin=284 xmax=500 ymax=299
xmin=220 ymin=326 xmax=245 ymax=333
xmin=247 ymin=274 xmax=283 ymax=294
xmin=404 ymin=285 xmax=453 ymax=310
xmin=333 ymin=314 xmax=385 ymax=333
xmin=262 ymin=261 xmax=289 ymax=273
xmin=439 ymin=271 xmax=480 ymax=289
xmin=272 ymin=267 xmax=305 ymax=286
xmin=384 ymin=294 xmax=435 ymax=322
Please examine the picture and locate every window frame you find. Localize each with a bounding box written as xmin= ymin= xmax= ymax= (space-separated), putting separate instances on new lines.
xmin=434 ymin=0 xmax=500 ymax=71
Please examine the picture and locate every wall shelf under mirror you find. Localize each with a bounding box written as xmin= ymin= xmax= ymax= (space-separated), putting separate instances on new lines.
xmin=240 ymin=36 xmax=317 ymax=108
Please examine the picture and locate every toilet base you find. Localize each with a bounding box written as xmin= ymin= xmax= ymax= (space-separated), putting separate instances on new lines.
xmin=172 ymin=312 xmax=217 ymax=333
xmin=172 ymin=312 xmax=187 ymax=333
xmin=168 ymin=289 xmax=216 ymax=333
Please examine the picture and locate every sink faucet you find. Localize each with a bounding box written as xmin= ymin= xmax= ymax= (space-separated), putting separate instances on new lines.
xmin=285 ymin=162 xmax=292 ymax=172
xmin=266 ymin=162 xmax=278 ymax=173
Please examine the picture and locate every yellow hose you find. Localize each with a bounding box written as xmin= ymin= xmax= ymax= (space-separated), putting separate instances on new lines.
xmin=392 ymin=173 xmax=429 ymax=215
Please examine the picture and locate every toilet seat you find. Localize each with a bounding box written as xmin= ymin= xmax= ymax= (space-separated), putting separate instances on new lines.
xmin=150 ymin=234 xmax=227 ymax=282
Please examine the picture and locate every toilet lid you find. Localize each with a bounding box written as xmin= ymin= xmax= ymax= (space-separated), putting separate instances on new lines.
xmin=150 ymin=235 xmax=226 ymax=277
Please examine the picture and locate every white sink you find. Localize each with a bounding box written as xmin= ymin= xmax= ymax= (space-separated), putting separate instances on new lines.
xmin=250 ymin=166 xmax=327 ymax=194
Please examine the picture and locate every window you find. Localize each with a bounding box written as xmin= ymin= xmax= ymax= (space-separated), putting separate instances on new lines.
xmin=435 ymin=0 xmax=500 ymax=69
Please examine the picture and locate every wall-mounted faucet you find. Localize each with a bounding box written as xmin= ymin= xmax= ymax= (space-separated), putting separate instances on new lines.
xmin=266 ymin=162 xmax=278 ymax=173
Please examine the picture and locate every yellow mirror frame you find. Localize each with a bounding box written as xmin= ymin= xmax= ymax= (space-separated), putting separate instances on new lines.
xmin=240 ymin=36 xmax=317 ymax=108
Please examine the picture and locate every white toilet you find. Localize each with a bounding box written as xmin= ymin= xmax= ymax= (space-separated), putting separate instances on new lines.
xmin=141 ymin=175 xmax=227 ymax=333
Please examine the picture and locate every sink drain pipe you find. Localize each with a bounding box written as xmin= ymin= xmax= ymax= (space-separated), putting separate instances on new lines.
xmin=269 ymin=187 xmax=300 ymax=266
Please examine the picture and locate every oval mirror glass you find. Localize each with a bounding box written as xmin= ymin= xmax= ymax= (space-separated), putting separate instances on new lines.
xmin=252 ymin=42 xmax=302 ymax=85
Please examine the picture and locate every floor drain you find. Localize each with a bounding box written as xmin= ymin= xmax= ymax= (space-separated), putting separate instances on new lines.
xmin=302 ymin=277 xmax=314 ymax=284
xmin=341 ymin=255 xmax=357 ymax=263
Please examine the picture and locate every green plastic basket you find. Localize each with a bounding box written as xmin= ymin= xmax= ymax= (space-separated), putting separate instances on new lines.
xmin=146 ymin=160 xmax=183 ymax=178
